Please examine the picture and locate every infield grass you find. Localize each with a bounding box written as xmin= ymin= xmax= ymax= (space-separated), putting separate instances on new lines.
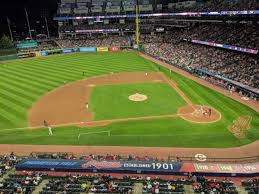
xmin=0 ymin=51 xmax=259 ymax=147
xmin=89 ymin=82 xmax=186 ymax=120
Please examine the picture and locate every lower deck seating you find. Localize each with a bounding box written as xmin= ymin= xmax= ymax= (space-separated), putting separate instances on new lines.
xmin=0 ymin=174 xmax=42 ymax=194
xmin=192 ymin=176 xmax=238 ymax=194
xmin=242 ymin=179 xmax=259 ymax=194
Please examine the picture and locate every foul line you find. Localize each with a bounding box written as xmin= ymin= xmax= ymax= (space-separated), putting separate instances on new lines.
xmin=0 ymin=110 xmax=222 ymax=132
xmin=78 ymin=130 xmax=111 ymax=140
xmin=111 ymin=132 xmax=228 ymax=137
xmin=0 ymin=115 xmax=178 ymax=132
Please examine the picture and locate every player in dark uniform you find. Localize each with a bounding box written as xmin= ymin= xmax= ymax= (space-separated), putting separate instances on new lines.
xmin=43 ymin=120 xmax=48 ymax=127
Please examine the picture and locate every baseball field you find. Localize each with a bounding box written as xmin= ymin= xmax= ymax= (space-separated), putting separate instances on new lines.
xmin=0 ymin=51 xmax=259 ymax=148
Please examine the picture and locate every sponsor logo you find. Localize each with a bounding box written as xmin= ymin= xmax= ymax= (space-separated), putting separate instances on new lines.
xmin=194 ymin=153 xmax=207 ymax=162
xmin=110 ymin=47 xmax=120 ymax=52
xmin=97 ymin=47 xmax=109 ymax=52
xmin=81 ymin=161 xmax=122 ymax=169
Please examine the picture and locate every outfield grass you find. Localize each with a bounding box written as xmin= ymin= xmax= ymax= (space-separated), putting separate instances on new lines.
xmin=89 ymin=82 xmax=186 ymax=120
xmin=0 ymin=52 xmax=259 ymax=147
xmin=0 ymin=52 xmax=157 ymax=129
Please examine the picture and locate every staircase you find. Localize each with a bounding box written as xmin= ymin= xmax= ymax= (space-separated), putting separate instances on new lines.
xmin=184 ymin=185 xmax=195 ymax=194
xmin=236 ymin=187 xmax=248 ymax=194
xmin=53 ymin=39 xmax=63 ymax=49
xmin=32 ymin=179 xmax=49 ymax=194
xmin=0 ymin=168 xmax=15 ymax=182
xmin=133 ymin=183 xmax=143 ymax=194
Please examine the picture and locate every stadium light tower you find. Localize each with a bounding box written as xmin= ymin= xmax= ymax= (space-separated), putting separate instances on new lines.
xmin=41 ymin=9 xmax=50 ymax=38
xmin=135 ymin=0 xmax=140 ymax=48
xmin=24 ymin=7 xmax=32 ymax=40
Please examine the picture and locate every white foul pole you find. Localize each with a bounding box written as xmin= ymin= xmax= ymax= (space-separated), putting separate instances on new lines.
xmin=6 ymin=17 xmax=13 ymax=41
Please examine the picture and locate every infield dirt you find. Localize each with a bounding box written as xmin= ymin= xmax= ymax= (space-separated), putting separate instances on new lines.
xmin=28 ymin=72 xmax=220 ymax=128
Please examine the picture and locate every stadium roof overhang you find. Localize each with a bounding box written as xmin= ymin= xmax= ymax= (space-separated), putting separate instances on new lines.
xmin=53 ymin=10 xmax=259 ymax=21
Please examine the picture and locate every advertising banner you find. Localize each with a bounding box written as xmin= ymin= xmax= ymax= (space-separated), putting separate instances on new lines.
xmin=47 ymin=50 xmax=63 ymax=55
xmin=76 ymin=29 xmax=119 ymax=33
xmin=53 ymin=10 xmax=259 ymax=21
xmin=17 ymin=53 xmax=35 ymax=59
xmin=16 ymin=159 xmax=183 ymax=174
xmin=62 ymin=49 xmax=75 ymax=54
xmin=191 ymin=39 xmax=258 ymax=54
xmin=109 ymin=47 xmax=120 ymax=52
xmin=193 ymin=163 xmax=259 ymax=174
xmin=97 ymin=47 xmax=109 ymax=52
xmin=40 ymin=51 xmax=48 ymax=56
xmin=16 ymin=41 xmax=38 ymax=48
xmin=16 ymin=159 xmax=259 ymax=175
xmin=35 ymin=52 xmax=42 ymax=58
xmin=79 ymin=47 xmax=96 ymax=52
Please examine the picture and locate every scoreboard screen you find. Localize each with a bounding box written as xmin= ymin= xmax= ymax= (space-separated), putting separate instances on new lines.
xmin=16 ymin=41 xmax=38 ymax=48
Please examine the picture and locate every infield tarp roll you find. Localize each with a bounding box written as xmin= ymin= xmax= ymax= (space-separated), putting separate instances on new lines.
xmin=16 ymin=159 xmax=183 ymax=174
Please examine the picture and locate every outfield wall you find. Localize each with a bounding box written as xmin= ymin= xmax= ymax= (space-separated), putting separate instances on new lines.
xmin=0 ymin=54 xmax=18 ymax=61
xmin=40 ymin=46 xmax=123 ymax=57
xmin=0 ymin=48 xmax=17 ymax=57
xmin=0 ymin=46 xmax=131 ymax=61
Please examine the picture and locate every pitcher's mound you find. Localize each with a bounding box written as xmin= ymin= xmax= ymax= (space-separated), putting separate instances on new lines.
xmin=129 ymin=93 xmax=148 ymax=102
xmin=177 ymin=104 xmax=221 ymax=123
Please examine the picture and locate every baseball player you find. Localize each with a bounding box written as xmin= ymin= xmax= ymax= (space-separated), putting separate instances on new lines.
xmin=48 ymin=127 xmax=53 ymax=136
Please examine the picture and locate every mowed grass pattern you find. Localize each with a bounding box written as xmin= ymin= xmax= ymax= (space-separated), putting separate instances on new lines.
xmin=0 ymin=52 xmax=258 ymax=147
xmin=0 ymin=52 xmax=157 ymax=129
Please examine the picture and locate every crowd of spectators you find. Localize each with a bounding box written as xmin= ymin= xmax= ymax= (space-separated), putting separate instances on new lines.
xmin=0 ymin=153 xmax=42 ymax=194
xmin=60 ymin=23 xmax=135 ymax=32
xmin=59 ymin=23 xmax=154 ymax=34
xmin=192 ymin=176 xmax=237 ymax=194
xmin=143 ymin=33 xmax=259 ymax=89
xmin=0 ymin=153 xmax=18 ymax=178
xmin=55 ymin=24 xmax=259 ymax=90
xmin=0 ymin=152 xmax=258 ymax=194
xmin=17 ymin=40 xmax=60 ymax=53
xmin=143 ymin=179 xmax=185 ymax=193
xmin=60 ymin=21 xmax=258 ymax=49
xmin=0 ymin=174 xmax=42 ymax=194
xmin=183 ymin=23 xmax=258 ymax=49
xmin=57 ymin=35 xmax=129 ymax=48
xmin=242 ymin=178 xmax=259 ymax=194
xmin=15 ymin=18 xmax=259 ymax=95
xmin=0 ymin=173 xmax=242 ymax=194
xmin=30 ymin=152 xmax=176 ymax=162
xmin=37 ymin=41 xmax=60 ymax=51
